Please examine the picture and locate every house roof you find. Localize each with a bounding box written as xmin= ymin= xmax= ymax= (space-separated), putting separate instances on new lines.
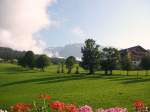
xmin=120 ymin=45 xmax=148 ymax=53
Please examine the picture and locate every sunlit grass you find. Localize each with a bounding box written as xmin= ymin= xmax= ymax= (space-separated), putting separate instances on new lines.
xmin=0 ymin=63 xmax=150 ymax=111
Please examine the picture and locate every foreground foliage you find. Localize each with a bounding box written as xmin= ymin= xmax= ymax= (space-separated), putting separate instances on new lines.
xmin=0 ymin=94 xmax=149 ymax=112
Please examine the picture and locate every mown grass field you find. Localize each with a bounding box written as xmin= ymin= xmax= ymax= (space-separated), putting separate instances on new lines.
xmin=0 ymin=63 xmax=150 ymax=111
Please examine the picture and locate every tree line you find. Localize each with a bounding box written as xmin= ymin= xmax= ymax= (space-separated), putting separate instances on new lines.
xmin=47 ymin=38 xmax=150 ymax=75
xmin=0 ymin=47 xmax=64 ymax=65
xmin=18 ymin=51 xmax=50 ymax=71
xmin=80 ymin=39 xmax=150 ymax=75
xmin=56 ymin=56 xmax=80 ymax=74
xmin=1 ymin=39 xmax=150 ymax=75
xmin=18 ymin=51 xmax=79 ymax=74
xmin=55 ymin=39 xmax=150 ymax=75
xmin=0 ymin=47 xmax=25 ymax=61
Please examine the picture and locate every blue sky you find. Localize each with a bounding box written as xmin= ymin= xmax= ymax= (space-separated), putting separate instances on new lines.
xmin=1 ymin=0 xmax=150 ymax=52
xmin=38 ymin=0 xmax=150 ymax=48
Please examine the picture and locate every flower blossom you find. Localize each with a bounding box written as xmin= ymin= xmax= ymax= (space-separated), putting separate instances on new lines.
xmin=39 ymin=94 xmax=51 ymax=100
xmin=134 ymin=100 xmax=145 ymax=110
xmin=50 ymin=101 xmax=65 ymax=112
xmin=79 ymin=105 xmax=93 ymax=112
xmin=96 ymin=107 xmax=128 ymax=112
xmin=10 ymin=103 xmax=32 ymax=112
xmin=65 ymin=104 xmax=78 ymax=112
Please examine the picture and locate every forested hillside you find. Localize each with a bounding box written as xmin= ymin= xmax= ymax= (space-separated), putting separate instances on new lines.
xmin=0 ymin=47 xmax=25 ymax=60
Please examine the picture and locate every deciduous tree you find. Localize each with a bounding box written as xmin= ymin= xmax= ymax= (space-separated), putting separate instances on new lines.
xmin=81 ymin=39 xmax=101 ymax=74
xmin=140 ymin=55 xmax=150 ymax=76
xmin=65 ymin=56 xmax=76 ymax=74
xmin=35 ymin=55 xmax=50 ymax=72
xmin=101 ymin=47 xmax=119 ymax=75
xmin=120 ymin=50 xmax=132 ymax=75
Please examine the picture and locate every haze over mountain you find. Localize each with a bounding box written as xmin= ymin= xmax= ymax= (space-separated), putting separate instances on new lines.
xmin=44 ymin=43 xmax=83 ymax=60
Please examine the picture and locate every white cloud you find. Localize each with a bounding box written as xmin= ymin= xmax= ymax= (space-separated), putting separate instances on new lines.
xmin=72 ymin=27 xmax=85 ymax=37
xmin=72 ymin=27 xmax=88 ymax=39
xmin=108 ymin=20 xmax=150 ymax=49
xmin=72 ymin=26 xmax=97 ymax=44
xmin=0 ymin=0 xmax=56 ymax=53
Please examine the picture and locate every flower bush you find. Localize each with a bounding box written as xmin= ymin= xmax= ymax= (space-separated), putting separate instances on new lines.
xmin=50 ymin=101 xmax=65 ymax=112
xmin=0 ymin=94 xmax=149 ymax=112
xmin=134 ymin=100 xmax=145 ymax=111
xmin=79 ymin=105 xmax=93 ymax=112
xmin=10 ymin=103 xmax=32 ymax=112
xmin=64 ymin=104 xmax=78 ymax=112
xmin=96 ymin=107 xmax=128 ymax=112
xmin=133 ymin=100 xmax=149 ymax=112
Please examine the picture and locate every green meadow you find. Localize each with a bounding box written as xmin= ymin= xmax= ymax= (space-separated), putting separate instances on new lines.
xmin=0 ymin=63 xmax=150 ymax=111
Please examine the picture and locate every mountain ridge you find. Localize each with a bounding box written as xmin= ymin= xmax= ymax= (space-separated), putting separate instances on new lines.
xmin=44 ymin=43 xmax=83 ymax=59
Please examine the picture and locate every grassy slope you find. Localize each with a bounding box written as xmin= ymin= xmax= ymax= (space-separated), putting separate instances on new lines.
xmin=0 ymin=63 xmax=150 ymax=111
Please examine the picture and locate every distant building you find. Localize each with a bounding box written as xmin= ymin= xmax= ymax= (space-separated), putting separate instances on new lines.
xmin=120 ymin=45 xmax=150 ymax=66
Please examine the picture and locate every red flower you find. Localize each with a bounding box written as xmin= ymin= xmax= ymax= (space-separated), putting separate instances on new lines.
xmin=50 ymin=101 xmax=65 ymax=112
xmin=65 ymin=104 xmax=78 ymax=112
xmin=134 ymin=100 xmax=145 ymax=110
xmin=11 ymin=103 xmax=32 ymax=112
xmin=39 ymin=94 xmax=51 ymax=100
